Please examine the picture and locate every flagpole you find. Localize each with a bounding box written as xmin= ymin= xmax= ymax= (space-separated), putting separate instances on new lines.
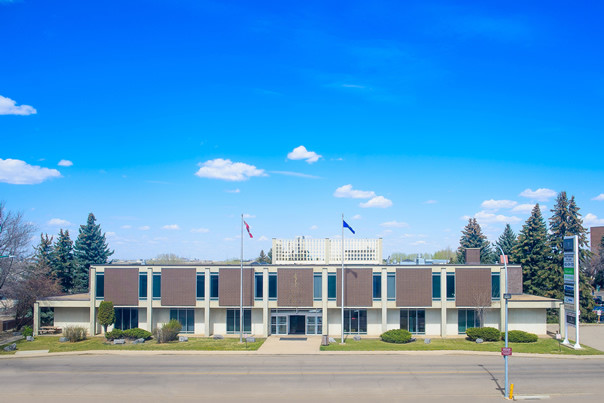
xmin=240 ymin=213 xmax=243 ymax=343
xmin=341 ymin=213 xmax=345 ymax=344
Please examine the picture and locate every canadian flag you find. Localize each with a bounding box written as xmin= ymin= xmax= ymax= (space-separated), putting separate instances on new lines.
xmin=244 ymin=220 xmax=253 ymax=238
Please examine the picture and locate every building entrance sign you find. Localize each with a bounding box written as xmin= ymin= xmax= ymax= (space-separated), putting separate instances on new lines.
xmin=562 ymin=235 xmax=581 ymax=349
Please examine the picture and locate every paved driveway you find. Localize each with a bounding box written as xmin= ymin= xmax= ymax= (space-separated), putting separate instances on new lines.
xmin=548 ymin=323 xmax=604 ymax=351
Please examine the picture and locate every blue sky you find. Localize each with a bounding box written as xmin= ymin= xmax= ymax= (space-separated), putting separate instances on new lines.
xmin=1 ymin=0 xmax=603 ymax=260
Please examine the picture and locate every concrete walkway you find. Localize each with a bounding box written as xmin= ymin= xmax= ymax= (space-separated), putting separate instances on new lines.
xmin=257 ymin=335 xmax=323 ymax=354
xmin=547 ymin=323 xmax=604 ymax=351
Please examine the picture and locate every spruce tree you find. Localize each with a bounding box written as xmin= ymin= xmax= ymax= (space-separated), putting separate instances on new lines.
xmin=33 ymin=234 xmax=54 ymax=269
xmin=549 ymin=191 xmax=569 ymax=267
xmin=567 ymin=196 xmax=591 ymax=265
xmin=456 ymin=218 xmax=495 ymax=263
xmin=52 ymin=229 xmax=76 ymax=293
xmin=73 ymin=213 xmax=113 ymax=293
xmin=494 ymin=224 xmax=517 ymax=263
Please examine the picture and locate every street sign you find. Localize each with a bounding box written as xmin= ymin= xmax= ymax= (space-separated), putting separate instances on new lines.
xmin=566 ymin=312 xmax=576 ymax=326
xmin=501 ymin=347 xmax=512 ymax=356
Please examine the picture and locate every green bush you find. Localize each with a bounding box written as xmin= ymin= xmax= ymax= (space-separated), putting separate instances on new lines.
xmin=105 ymin=328 xmax=124 ymax=340
xmin=98 ymin=301 xmax=115 ymax=333
xmin=123 ymin=328 xmax=152 ymax=340
xmin=505 ymin=330 xmax=538 ymax=343
xmin=22 ymin=325 xmax=33 ymax=337
xmin=63 ymin=326 xmax=87 ymax=342
xmin=153 ymin=319 xmax=182 ymax=343
xmin=380 ymin=329 xmax=413 ymax=344
xmin=465 ymin=327 xmax=501 ymax=342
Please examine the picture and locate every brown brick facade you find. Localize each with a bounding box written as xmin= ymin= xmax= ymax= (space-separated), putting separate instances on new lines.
xmin=455 ymin=268 xmax=492 ymax=307
xmin=104 ymin=268 xmax=139 ymax=306
xmin=396 ymin=268 xmax=432 ymax=307
xmin=219 ymin=268 xmax=253 ymax=306
xmin=465 ymin=248 xmax=481 ymax=264
xmin=507 ymin=266 xmax=523 ymax=295
xmin=161 ymin=268 xmax=196 ymax=306
xmin=336 ymin=268 xmax=372 ymax=307
xmin=591 ymin=226 xmax=604 ymax=257
xmin=277 ymin=269 xmax=313 ymax=307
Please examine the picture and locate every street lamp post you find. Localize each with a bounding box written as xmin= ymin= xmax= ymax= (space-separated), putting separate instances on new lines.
xmin=496 ymin=245 xmax=509 ymax=399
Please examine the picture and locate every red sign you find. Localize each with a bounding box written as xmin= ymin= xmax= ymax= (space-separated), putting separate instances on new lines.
xmin=501 ymin=347 xmax=512 ymax=356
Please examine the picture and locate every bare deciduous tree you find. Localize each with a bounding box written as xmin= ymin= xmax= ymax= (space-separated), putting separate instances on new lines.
xmin=0 ymin=202 xmax=36 ymax=293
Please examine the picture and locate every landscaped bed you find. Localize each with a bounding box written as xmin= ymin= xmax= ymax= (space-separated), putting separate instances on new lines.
xmin=0 ymin=336 xmax=265 ymax=354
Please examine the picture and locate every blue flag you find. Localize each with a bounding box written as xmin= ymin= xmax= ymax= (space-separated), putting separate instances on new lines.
xmin=343 ymin=220 xmax=355 ymax=234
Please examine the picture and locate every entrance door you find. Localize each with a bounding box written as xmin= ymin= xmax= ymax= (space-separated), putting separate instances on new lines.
xmin=289 ymin=315 xmax=306 ymax=335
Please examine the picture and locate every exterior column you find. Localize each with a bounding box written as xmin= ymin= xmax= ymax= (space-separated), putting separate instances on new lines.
xmin=381 ymin=267 xmax=388 ymax=333
xmin=204 ymin=268 xmax=211 ymax=336
xmin=322 ymin=267 xmax=328 ymax=335
xmin=90 ymin=267 xmax=96 ymax=336
xmin=147 ymin=267 xmax=153 ymax=332
xmin=559 ymin=304 xmax=565 ymax=339
xmin=33 ymin=302 xmax=40 ymax=336
xmin=262 ymin=267 xmax=269 ymax=337
xmin=440 ymin=267 xmax=447 ymax=337
xmin=500 ymin=267 xmax=506 ymax=332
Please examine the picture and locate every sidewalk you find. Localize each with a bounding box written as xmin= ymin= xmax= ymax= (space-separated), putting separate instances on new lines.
xmin=255 ymin=335 xmax=323 ymax=354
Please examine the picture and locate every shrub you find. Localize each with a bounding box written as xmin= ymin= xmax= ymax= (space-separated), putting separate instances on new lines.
xmin=98 ymin=301 xmax=115 ymax=333
xmin=123 ymin=328 xmax=152 ymax=340
xmin=465 ymin=327 xmax=501 ymax=342
xmin=505 ymin=330 xmax=538 ymax=343
xmin=380 ymin=329 xmax=413 ymax=344
xmin=153 ymin=319 xmax=182 ymax=343
xmin=21 ymin=325 xmax=33 ymax=337
xmin=105 ymin=328 xmax=124 ymax=340
xmin=63 ymin=326 xmax=87 ymax=342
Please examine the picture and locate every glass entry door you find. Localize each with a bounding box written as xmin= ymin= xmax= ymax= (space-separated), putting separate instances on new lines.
xmin=271 ymin=315 xmax=287 ymax=335
xmin=289 ymin=315 xmax=306 ymax=335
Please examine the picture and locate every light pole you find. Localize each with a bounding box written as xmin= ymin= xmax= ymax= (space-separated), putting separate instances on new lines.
xmin=495 ymin=245 xmax=509 ymax=399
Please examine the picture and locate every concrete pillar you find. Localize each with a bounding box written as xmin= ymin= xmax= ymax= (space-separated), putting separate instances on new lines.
xmin=322 ymin=267 xmax=328 ymax=335
xmin=559 ymin=304 xmax=566 ymax=339
xmin=381 ymin=267 xmax=388 ymax=333
xmin=147 ymin=267 xmax=153 ymax=332
xmin=33 ymin=302 xmax=40 ymax=336
xmin=440 ymin=267 xmax=447 ymax=337
xmin=90 ymin=267 xmax=96 ymax=336
xmin=262 ymin=267 xmax=269 ymax=337
xmin=204 ymin=268 xmax=211 ymax=336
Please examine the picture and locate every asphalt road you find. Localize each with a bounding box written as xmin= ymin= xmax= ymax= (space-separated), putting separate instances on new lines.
xmin=1 ymin=354 xmax=603 ymax=402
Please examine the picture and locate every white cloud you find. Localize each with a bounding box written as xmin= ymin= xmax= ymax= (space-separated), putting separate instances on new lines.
xmin=225 ymin=189 xmax=240 ymax=193
xmin=194 ymin=158 xmax=266 ymax=181
xmin=270 ymin=171 xmax=321 ymax=179
xmin=162 ymin=224 xmax=180 ymax=230
xmin=287 ymin=145 xmax=321 ymax=164
xmin=0 ymin=95 xmax=37 ymax=115
xmin=191 ymin=227 xmax=210 ymax=233
xmin=512 ymin=203 xmax=536 ymax=214
xmin=352 ymin=214 xmax=362 ymax=220
xmin=411 ymin=240 xmax=427 ymax=246
xmin=380 ymin=220 xmax=409 ymax=228
xmin=139 ymin=226 xmax=150 ymax=231
xmin=258 ymin=235 xmax=268 ymax=241
xmin=334 ymin=184 xmax=376 ymax=199
xmin=585 ymin=213 xmax=604 ymax=227
xmin=106 ymin=232 xmax=117 ymax=238
xmin=592 ymin=194 xmax=604 ymax=201
xmin=481 ymin=199 xmax=517 ymax=210
xmin=121 ymin=225 xmax=132 ymax=229
xmin=47 ymin=218 xmax=71 ymax=226
xmin=58 ymin=160 xmax=73 ymax=167
xmin=243 ymin=214 xmax=256 ymax=218
xmin=310 ymin=225 xmax=318 ymax=230
xmin=360 ymin=196 xmax=393 ymax=208
xmin=0 ymin=158 xmax=61 ymax=184
xmin=519 ymin=188 xmax=556 ymax=202
xmin=473 ymin=210 xmax=521 ymax=223
xmin=424 ymin=200 xmax=438 ymax=204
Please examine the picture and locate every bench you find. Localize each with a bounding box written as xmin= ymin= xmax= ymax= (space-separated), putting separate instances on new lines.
xmin=39 ymin=326 xmax=61 ymax=335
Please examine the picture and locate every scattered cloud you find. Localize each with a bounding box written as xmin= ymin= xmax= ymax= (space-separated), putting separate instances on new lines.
xmin=411 ymin=240 xmax=427 ymax=246
xmin=380 ymin=220 xmax=409 ymax=228
xmin=58 ymin=160 xmax=73 ymax=167
xmin=287 ymin=145 xmax=322 ymax=164
xmin=481 ymin=199 xmax=517 ymax=210
xmin=121 ymin=225 xmax=132 ymax=229
xmin=191 ymin=227 xmax=210 ymax=233
xmin=352 ymin=214 xmax=362 ymax=220
xmin=243 ymin=214 xmax=256 ymax=219
xmin=473 ymin=210 xmax=521 ymax=224
xmin=139 ymin=226 xmax=150 ymax=231
xmin=270 ymin=171 xmax=321 ymax=179
xmin=310 ymin=225 xmax=318 ymax=230
xmin=424 ymin=200 xmax=438 ymax=204
xmin=0 ymin=95 xmax=37 ymax=115
xmin=511 ymin=203 xmax=547 ymax=214
xmin=585 ymin=213 xmax=604 ymax=227
xmin=0 ymin=158 xmax=61 ymax=184
xmin=194 ymin=158 xmax=266 ymax=181
xmin=47 ymin=218 xmax=71 ymax=226
xmin=360 ymin=196 xmax=393 ymax=208
xmin=162 ymin=224 xmax=180 ymax=230
xmin=105 ymin=231 xmax=116 ymax=238
xmin=519 ymin=188 xmax=556 ymax=202
xmin=592 ymin=194 xmax=604 ymax=201
xmin=258 ymin=235 xmax=268 ymax=241
xmin=225 ymin=189 xmax=240 ymax=193
xmin=334 ymin=184 xmax=376 ymax=199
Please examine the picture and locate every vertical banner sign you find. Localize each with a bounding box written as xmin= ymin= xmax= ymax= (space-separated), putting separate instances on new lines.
xmin=563 ymin=235 xmax=581 ymax=348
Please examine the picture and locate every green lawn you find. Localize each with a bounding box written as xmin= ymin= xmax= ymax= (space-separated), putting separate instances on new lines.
xmin=321 ymin=337 xmax=603 ymax=355
xmin=0 ymin=336 xmax=265 ymax=355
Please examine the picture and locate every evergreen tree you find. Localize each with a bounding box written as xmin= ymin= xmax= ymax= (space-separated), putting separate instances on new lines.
xmin=256 ymin=249 xmax=270 ymax=264
xmin=549 ymin=191 xmax=569 ymax=267
xmin=567 ymin=196 xmax=591 ymax=265
xmin=33 ymin=234 xmax=54 ymax=269
xmin=73 ymin=213 xmax=113 ymax=293
xmin=52 ymin=229 xmax=76 ymax=293
xmin=456 ymin=218 xmax=495 ymax=263
xmin=494 ymin=224 xmax=517 ymax=263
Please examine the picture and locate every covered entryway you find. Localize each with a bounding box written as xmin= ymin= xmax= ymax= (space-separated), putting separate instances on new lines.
xmin=289 ymin=315 xmax=305 ymax=335
xmin=270 ymin=309 xmax=322 ymax=335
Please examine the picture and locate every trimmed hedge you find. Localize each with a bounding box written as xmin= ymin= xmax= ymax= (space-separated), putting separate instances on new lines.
xmin=465 ymin=327 xmax=501 ymax=342
xmin=123 ymin=328 xmax=152 ymax=340
xmin=505 ymin=330 xmax=538 ymax=343
xmin=105 ymin=329 xmax=124 ymax=340
xmin=22 ymin=325 xmax=33 ymax=337
xmin=380 ymin=329 xmax=413 ymax=344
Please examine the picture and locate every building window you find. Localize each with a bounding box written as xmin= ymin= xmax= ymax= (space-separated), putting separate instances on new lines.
xmin=210 ymin=274 xmax=219 ymax=300
xmin=196 ymin=273 xmax=205 ymax=300
xmin=95 ymin=273 xmax=104 ymax=299
xmin=458 ymin=309 xmax=480 ymax=334
xmin=268 ymin=273 xmax=277 ymax=300
xmin=271 ymin=316 xmax=287 ymax=335
xmin=492 ymin=273 xmax=500 ymax=300
xmin=327 ymin=273 xmax=336 ymax=301
xmin=373 ymin=273 xmax=382 ymax=300
xmin=152 ymin=273 xmax=161 ymax=300
xmin=387 ymin=273 xmax=395 ymax=301
xmin=306 ymin=315 xmax=322 ymax=335
xmin=400 ymin=309 xmax=426 ymax=334
xmin=344 ymin=309 xmax=367 ymax=334
xmin=313 ymin=273 xmax=322 ymax=301
xmin=139 ymin=273 xmax=147 ymax=300
xmin=114 ymin=308 xmax=138 ymax=330
xmin=255 ymin=272 xmax=263 ymax=300
xmin=226 ymin=309 xmax=251 ymax=333
xmin=170 ymin=308 xmax=194 ymax=333
xmin=446 ymin=272 xmax=455 ymax=301
xmin=432 ymin=273 xmax=441 ymax=301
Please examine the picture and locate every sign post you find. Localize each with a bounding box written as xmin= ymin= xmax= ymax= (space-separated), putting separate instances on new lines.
xmin=562 ymin=235 xmax=581 ymax=349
